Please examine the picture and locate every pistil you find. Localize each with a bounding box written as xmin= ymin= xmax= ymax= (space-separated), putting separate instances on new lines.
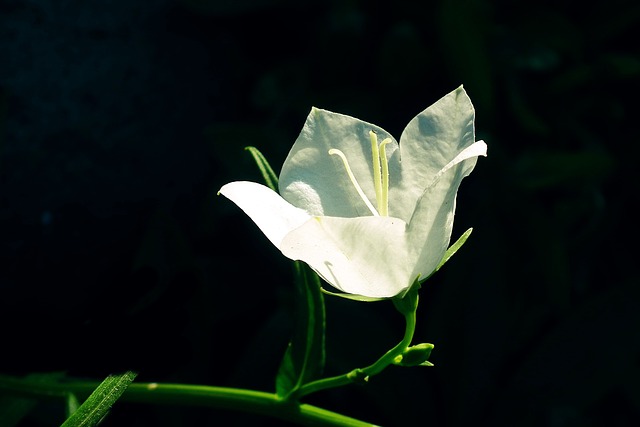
xmin=329 ymin=130 xmax=392 ymax=217
xmin=328 ymin=148 xmax=380 ymax=216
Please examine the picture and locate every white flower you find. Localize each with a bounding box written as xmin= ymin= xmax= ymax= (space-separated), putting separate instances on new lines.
xmin=219 ymin=86 xmax=487 ymax=299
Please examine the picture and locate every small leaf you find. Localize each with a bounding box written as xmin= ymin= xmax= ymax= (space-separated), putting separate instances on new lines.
xmin=245 ymin=146 xmax=279 ymax=192
xmin=60 ymin=371 xmax=137 ymax=427
xmin=275 ymin=343 xmax=297 ymax=400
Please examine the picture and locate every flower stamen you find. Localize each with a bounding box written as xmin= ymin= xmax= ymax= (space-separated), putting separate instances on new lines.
xmin=328 ymin=148 xmax=380 ymax=216
xmin=369 ymin=131 xmax=383 ymax=214
xmin=378 ymin=138 xmax=392 ymax=216
xmin=369 ymin=131 xmax=392 ymax=216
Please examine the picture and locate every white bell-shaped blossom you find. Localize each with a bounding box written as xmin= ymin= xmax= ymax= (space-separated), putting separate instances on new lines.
xmin=219 ymin=86 xmax=487 ymax=299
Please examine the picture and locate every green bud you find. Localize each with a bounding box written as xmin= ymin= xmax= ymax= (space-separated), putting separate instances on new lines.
xmin=393 ymin=343 xmax=434 ymax=367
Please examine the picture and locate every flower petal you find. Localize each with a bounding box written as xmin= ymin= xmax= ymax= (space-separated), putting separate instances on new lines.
xmin=406 ymin=140 xmax=487 ymax=280
xmin=280 ymin=216 xmax=413 ymax=298
xmin=389 ymin=85 xmax=480 ymax=222
xmin=219 ymin=181 xmax=311 ymax=248
xmin=279 ymin=107 xmax=399 ymax=218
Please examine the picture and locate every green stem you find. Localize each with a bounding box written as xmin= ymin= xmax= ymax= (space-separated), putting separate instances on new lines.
xmin=296 ymin=306 xmax=417 ymax=399
xmin=0 ymin=375 xmax=376 ymax=427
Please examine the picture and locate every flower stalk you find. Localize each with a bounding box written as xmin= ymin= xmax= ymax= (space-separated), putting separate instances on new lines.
xmin=0 ymin=375 xmax=377 ymax=427
xmin=294 ymin=285 xmax=420 ymax=399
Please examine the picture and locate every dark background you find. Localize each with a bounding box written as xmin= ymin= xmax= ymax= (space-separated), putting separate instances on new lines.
xmin=1 ymin=0 xmax=638 ymax=426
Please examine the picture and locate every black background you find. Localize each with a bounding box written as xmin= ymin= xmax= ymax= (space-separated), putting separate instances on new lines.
xmin=1 ymin=0 xmax=638 ymax=426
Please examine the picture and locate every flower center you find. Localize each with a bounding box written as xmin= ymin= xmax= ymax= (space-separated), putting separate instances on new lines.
xmin=328 ymin=130 xmax=392 ymax=217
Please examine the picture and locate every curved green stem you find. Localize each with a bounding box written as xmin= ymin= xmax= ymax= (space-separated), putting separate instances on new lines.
xmin=296 ymin=304 xmax=417 ymax=399
xmin=0 ymin=375 xmax=376 ymax=427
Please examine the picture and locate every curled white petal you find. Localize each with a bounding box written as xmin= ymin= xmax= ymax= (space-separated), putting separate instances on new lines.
xmin=426 ymin=140 xmax=487 ymax=191
xmin=219 ymin=181 xmax=311 ymax=248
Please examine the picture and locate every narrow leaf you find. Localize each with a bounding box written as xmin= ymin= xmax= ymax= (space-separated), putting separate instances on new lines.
xmin=275 ymin=344 xmax=296 ymax=399
xmin=276 ymin=262 xmax=326 ymax=400
xmin=246 ymin=142 xmax=326 ymax=400
xmin=245 ymin=146 xmax=279 ymax=192
xmin=60 ymin=371 xmax=137 ymax=427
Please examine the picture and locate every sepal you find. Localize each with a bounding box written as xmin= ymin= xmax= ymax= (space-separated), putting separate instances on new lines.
xmin=320 ymin=287 xmax=387 ymax=302
xmin=421 ymin=227 xmax=473 ymax=284
xmin=435 ymin=227 xmax=472 ymax=273
xmin=392 ymin=277 xmax=421 ymax=315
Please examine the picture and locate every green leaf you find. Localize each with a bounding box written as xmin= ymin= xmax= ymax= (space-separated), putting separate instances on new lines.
xmin=60 ymin=371 xmax=137 ymax=427
xmin=245 ymin=146 xmax=279 ymax=192
xmin=275 ymin=262 xmax=326 ymax=400
xmin=245 ymin=145 xmax=327 ymax=395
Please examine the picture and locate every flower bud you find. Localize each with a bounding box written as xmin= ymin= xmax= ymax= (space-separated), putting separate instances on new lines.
xmin=393 ymin=343 xmax=434 ymax=367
